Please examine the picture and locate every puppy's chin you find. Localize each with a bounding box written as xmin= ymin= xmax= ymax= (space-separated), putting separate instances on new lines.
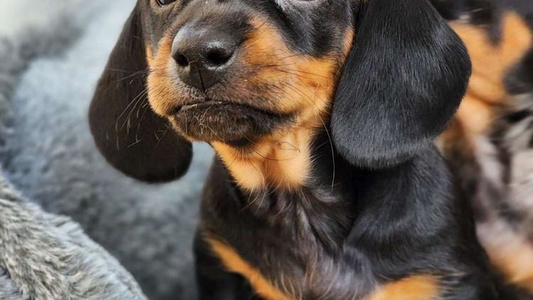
xmin=171 ymin=101 xmax=292 ymax=146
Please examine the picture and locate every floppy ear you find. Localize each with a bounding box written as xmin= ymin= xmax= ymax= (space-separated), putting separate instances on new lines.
xmin=331 ymin=0 xmax=471 ymax=168
xmin=89 ymin=5 xmax=193 ymax=183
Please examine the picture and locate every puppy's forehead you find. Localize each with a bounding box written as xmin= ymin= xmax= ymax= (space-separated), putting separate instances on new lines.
xmin=141 ymin=0 xmax=354 ymax=56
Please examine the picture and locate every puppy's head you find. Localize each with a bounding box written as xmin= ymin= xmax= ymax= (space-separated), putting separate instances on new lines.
xmin=145 ymin=0 xmax=354 ymax=145
xmin=90 ymin=0 xmax=471 ymax=183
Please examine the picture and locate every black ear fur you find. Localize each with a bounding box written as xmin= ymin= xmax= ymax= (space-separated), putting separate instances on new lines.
xmin=89 ymin=5 xmax=193 ymax=183
xmin=331 ymin=0 xmax=471 ymax=168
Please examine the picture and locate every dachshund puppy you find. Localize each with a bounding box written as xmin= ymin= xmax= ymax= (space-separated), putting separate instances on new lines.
xmin=89 ymin=0 xmax=500 ymax=299
xmin=436 ymin=0 xmax=533 ymax=296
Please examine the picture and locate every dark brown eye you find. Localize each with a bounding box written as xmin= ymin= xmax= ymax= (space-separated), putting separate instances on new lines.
xmin=156 ymin=0 xmax=176 ymax=6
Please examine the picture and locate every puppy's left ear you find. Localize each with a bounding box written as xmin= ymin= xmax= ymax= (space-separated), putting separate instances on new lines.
xmin=331 ymin=0 xmax=471 ymax=168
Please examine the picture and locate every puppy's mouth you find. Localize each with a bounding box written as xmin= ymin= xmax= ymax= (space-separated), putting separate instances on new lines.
xmin=172 ymin=100 xmax=292 ymax=146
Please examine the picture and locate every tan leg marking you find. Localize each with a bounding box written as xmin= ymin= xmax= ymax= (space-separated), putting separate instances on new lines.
xmin=208 ymin=235 xmax=440 ymax=300
xmin=364 ymin=276 xmax=440 ymax=300
xmin=206 ymin=237 xmax=297 ymax=300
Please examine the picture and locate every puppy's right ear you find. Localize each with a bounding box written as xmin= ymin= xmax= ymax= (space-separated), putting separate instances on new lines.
xmin=89 ymin=5 xmax=193 ymax=183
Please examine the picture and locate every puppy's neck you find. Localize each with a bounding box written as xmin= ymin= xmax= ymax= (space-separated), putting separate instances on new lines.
xmin=212 ymin=125 xmax=318 ymax=192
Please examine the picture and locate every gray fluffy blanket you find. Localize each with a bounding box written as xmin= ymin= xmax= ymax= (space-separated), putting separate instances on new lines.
xmin=0 ymin=0 xmax=213 ymax=299
xmin=0 ymin=169 xmax=146 ymax=300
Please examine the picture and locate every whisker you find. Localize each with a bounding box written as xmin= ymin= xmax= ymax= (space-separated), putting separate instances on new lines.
xmin=118 ymin=88 xmax=149 ymax=132
xmin=133 ymin=105 xmax=151 ymax=143
xmin=114 ymin=87 xmax=148 ymax=132
xmin=114 ymin=70 xmax=149 ymax=83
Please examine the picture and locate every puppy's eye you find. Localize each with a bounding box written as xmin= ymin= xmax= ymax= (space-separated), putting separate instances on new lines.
xmin=156 ymin=0 xmax=176 ymax=6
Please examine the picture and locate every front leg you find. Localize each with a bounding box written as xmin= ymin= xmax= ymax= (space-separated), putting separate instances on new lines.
xmin=194 ymin=232 xmax=261 ymax=300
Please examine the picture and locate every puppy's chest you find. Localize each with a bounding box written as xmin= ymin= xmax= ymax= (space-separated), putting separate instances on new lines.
xmin=202 ymin=186 xmax=440 ymax=300
xmin=207 ymin=235 xmax=377 ymax=300
xmin=203 ymin=186 xmax=373 ymax=300
xmin=205 ymin=221 xmax=374 ymax=300
xmin=205 ymin=226 xmax=440 ymax=300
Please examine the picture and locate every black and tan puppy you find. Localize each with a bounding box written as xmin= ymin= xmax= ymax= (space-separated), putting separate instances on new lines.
xmin=89 ymin=0 xmax=500 ymax=299
xmin=436 ymin=0 xmax=533 ymax=296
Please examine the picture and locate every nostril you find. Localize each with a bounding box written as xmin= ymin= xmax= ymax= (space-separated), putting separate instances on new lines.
xmin=175 ymin=54 xmax=189 ymax=67
xmin=205 ymin=46 xmax=234 ymax=67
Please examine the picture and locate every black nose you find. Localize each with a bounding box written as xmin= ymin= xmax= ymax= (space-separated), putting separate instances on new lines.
xmin=172 ymin=27 xmax=238 ymax=90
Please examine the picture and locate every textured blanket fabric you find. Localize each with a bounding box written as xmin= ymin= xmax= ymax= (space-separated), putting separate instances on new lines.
xmin=0 ymin=0 xmax=213 ymax=299
xmin=0 ymin=169 xmax=147 ymax=300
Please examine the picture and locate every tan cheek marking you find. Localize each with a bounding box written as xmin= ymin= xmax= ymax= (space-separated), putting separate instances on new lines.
xmin=477 ymin=221 xmax=533 ymax=293
xmin=364 ymin=276 xmax=440 ymax=300
xmin=146 ymin=45 xmax=154 ymax=66
xmin=242 ymin=19 xmax=338 ymax=115
xmin=343 ymin=28 xmax=355 ymax=57
xmin=206 ymin=237 xmax=297 ymax=300
xmin=146 ymin=35 xmax=186 ymax=117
